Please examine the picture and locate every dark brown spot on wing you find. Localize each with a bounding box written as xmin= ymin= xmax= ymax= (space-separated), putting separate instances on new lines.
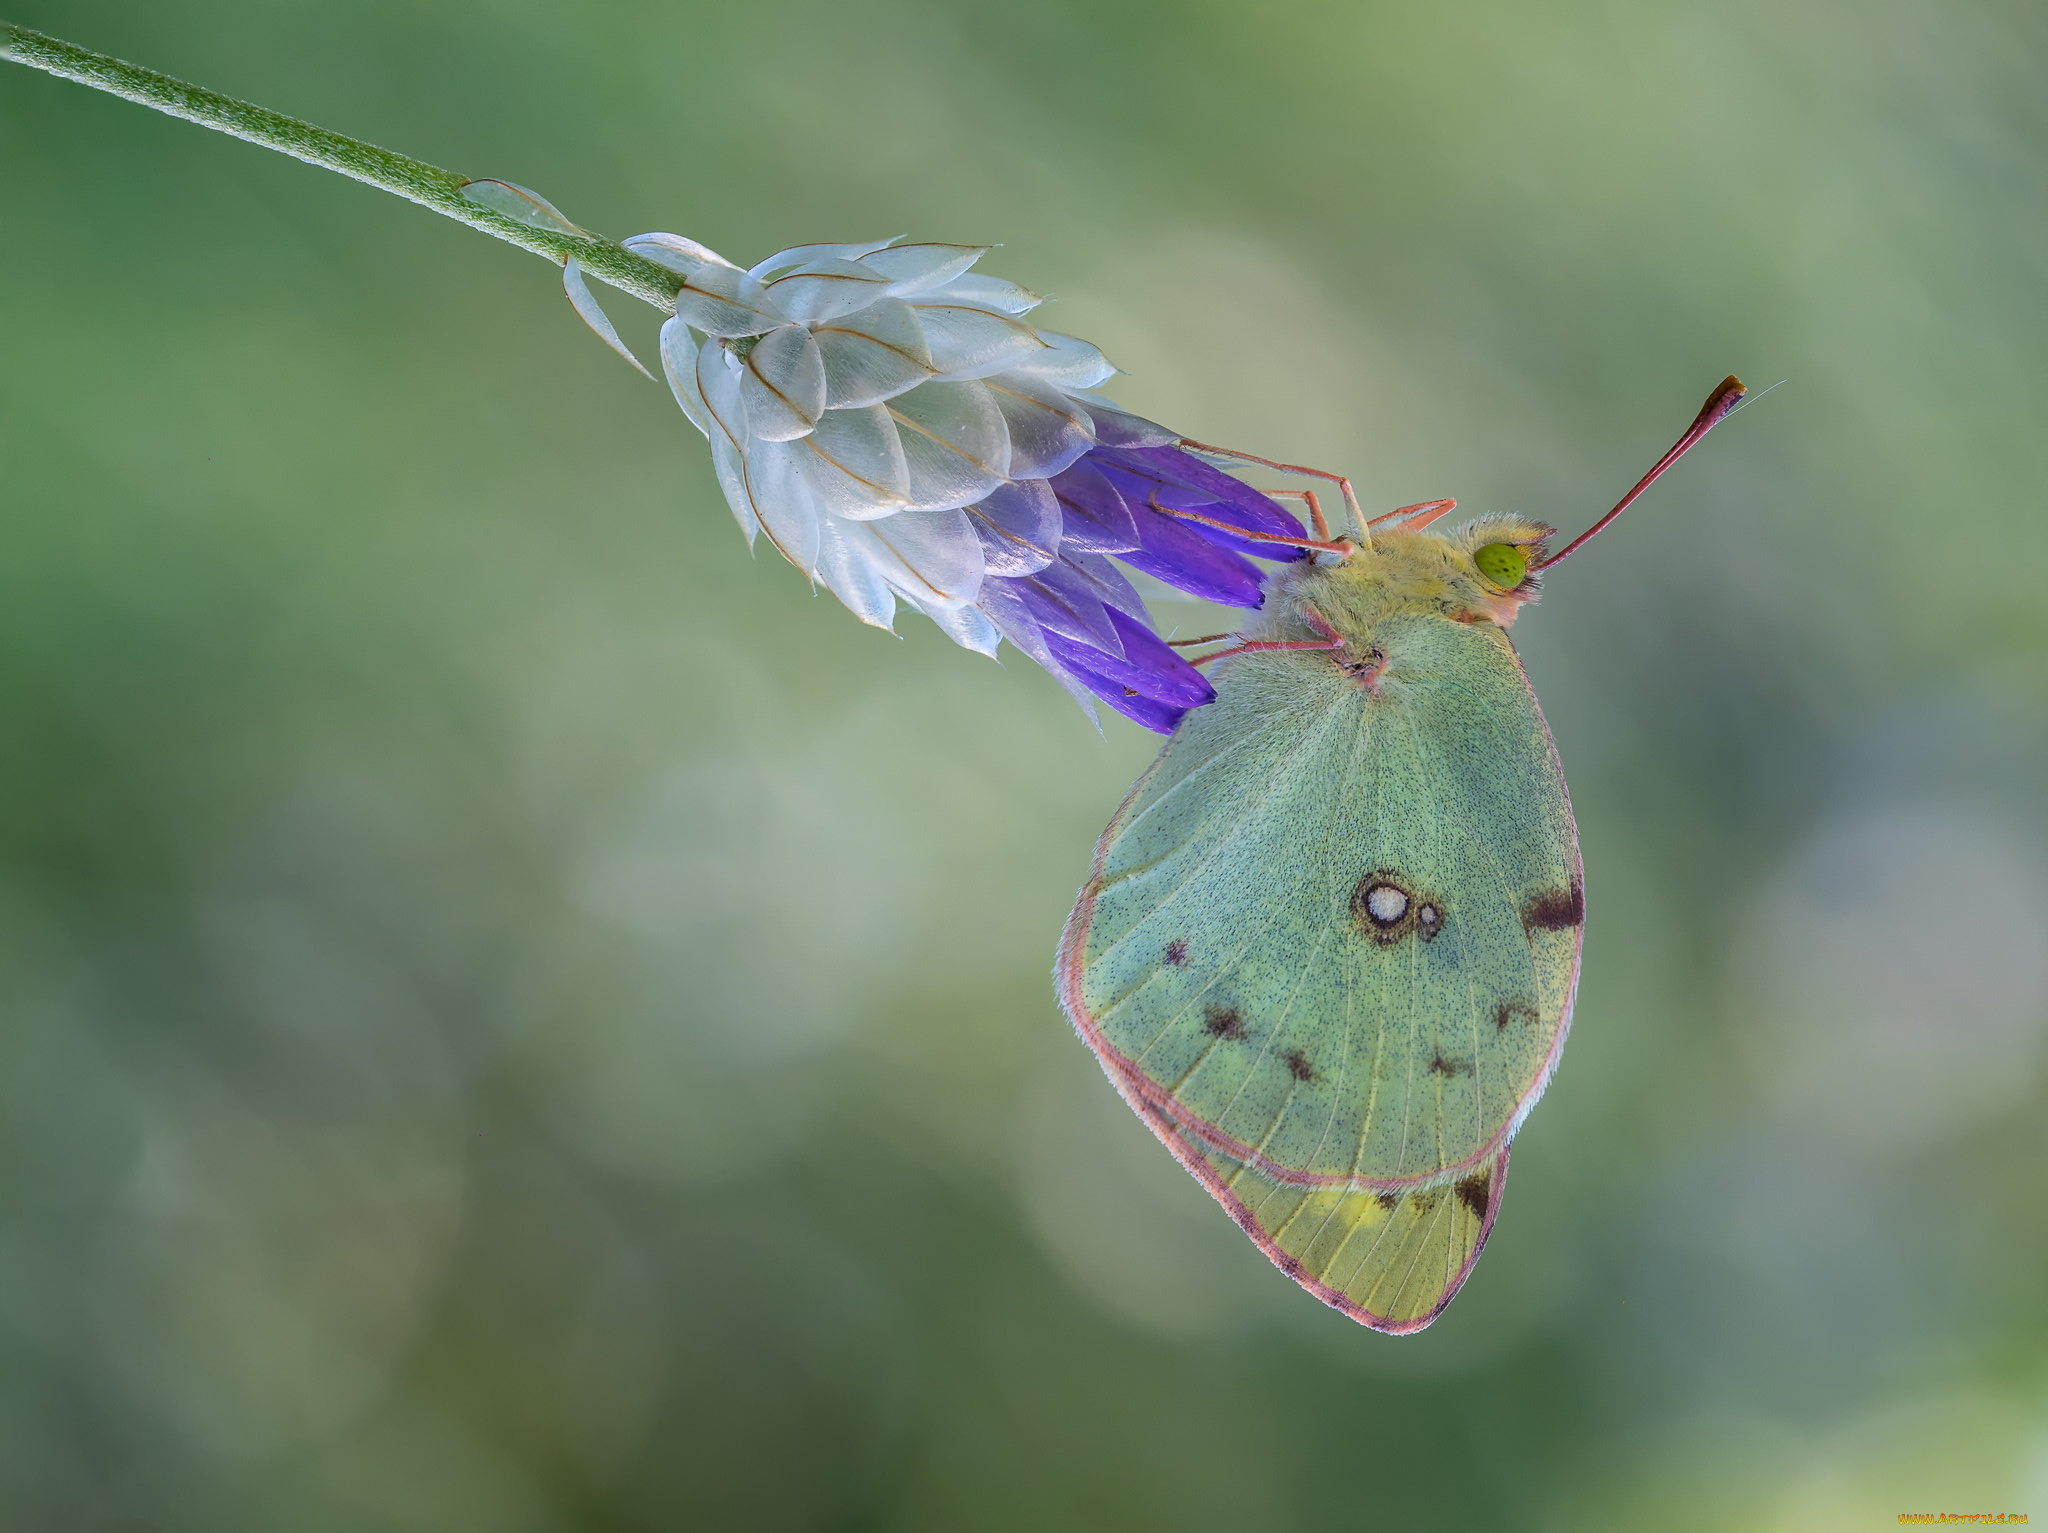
xmin=1410 ymin=1191 xmax=1443 ymax=1216
xmin=1281 ymin=1048 xmax=1318 ymax=1084
xmin=1164 ymin=939 xmax=1188 ymax=967
xmin=1522 ymin=879 xmax=1585 ymax=932
xmin=1455 ymin=1172 xmax=1491 ymax=1220
xmin=1375 ymin=1191 xmax=1399 ymax=1211
xmin=1202 ymin=1004 xmax=1244 ymax=1039
xmin=1427 ymin=1050 xmax=1472 ymax=1078
xmin=1494 ymin=999 xmax=1540 ymax=1032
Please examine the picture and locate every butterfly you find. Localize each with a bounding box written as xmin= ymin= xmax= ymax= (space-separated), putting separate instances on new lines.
xmin=1056 ymin=378 xmax=1746 ymax=1332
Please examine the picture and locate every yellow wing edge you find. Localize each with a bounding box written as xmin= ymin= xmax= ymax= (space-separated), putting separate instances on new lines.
xmin=1107 ymin=1050 xmax=1512 ymax=1334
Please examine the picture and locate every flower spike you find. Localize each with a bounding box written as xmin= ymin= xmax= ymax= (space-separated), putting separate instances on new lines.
xmin=0 ymin=24 xmax=1362 ymax=736
xmin=638 ymin=232 xmax=1312 ymax=732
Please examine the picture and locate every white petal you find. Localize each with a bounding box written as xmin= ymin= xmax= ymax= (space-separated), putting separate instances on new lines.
xmin=761 ymin=259 xmax=893 ymax=324
xmin=563 ymin=260 xmax=655 ymax=379
xmin=1009 ymin=330 xmax=1117 ymax=389
xmin=866 ymin=507 xmax=986 ymax=605
xmin=814 ymin=514 xmax=898 ymax=630
xmin=858 ymin=243 xmax=987 ymax=296
xmin=921 ymin=599 xmax=1002 ymax=657
xmin=695 ymin=340 xmax=748 ymax=450
xmin=909 ymin=303 xmax=1050 ymax=381
xmin=982 ymin=370 xmax=1095 ymax=479
xmin=813 ymin=298 xmax=936 ymax=408
xmin=923 ymin=272 xmax=1042 ymax=314
xmin=737 ymin=324 xmax=826 ymax=442
xmin=888 ymin=380 xmax=1011 ymax=510
xmin=814 ymin=510 xmax=984 ymax=624
xmin=800 ymin=405 xmax=911 ymax=518
xmin=462 ymin=179 xmax=588 ymax=234
xmin=966 ymin=478 xmax=1060 ymax=576
xmin=659 ymin=318 xmax=710 ymax=437
xmin=747 ymin=239 xmax=900 ymax=282
xmin=710 ymin=435 xmax=758 ymax=546
xmin=740 ymin=437 xmax=823 ymax=576
xmin=624 ymin=231 xmax=738 ymax=273
xmin=672 ymin=262 xmax=783 ymax=337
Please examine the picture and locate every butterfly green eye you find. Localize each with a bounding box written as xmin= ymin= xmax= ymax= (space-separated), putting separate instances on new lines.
xmin=1472 ymin=542 xmax=1528 ymax=590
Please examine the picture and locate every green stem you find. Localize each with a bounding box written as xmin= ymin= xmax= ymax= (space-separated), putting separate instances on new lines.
xmin=0 ymin=22 xmax=685 ymax=312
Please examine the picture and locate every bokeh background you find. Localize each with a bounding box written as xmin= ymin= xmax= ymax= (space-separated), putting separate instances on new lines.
xmin=5 ymin=1 xmax=2047 ymax=1527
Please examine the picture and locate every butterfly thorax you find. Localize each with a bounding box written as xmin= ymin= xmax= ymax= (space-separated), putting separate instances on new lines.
xmin=1249 ymin=515 xmax=1557 ymax=651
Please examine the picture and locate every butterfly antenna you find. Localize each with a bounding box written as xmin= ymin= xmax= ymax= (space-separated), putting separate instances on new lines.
xmin=1723 ymin=377 xmax=1785 ymax=417
xmin=1533 ymin=375 xmax=1747 ymax=572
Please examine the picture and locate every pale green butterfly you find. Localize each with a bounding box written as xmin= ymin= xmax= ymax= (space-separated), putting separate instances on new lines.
xmin=1057 ymin=378 xmax=1747 ymax=1333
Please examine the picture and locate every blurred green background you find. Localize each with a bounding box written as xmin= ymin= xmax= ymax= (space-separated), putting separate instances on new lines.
xmin=4 ymin=1 xmax=2046 ymax=1527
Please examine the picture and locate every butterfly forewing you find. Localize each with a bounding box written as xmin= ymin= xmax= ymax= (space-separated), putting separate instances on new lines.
xmin=1060 ymin=613 xmax=1580 ymax=1326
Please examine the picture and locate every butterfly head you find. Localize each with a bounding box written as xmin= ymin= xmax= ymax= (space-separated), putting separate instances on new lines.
xmin=1447 ymin=515 xmax=1555 ymax=626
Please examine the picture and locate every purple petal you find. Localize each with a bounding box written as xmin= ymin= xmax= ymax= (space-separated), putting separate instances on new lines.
xmin=1107 ymin=606 xmax=1215 ymax=709
xmin=1093 ymin=454 xmax=1306 ymax=565
xmin=1017 ymin=563 xmax=1124 ymax=657
xmin=1117 ymin=502 xmax=1269 ymax=608
xmin=1118 ymin=444 xmax=1311 ymax=545
xmin=1081 ymin=402 xmax=1180 ymax=448
xmin=979 ymin=577 xmax=1102 ymax=712
xmin=1071 ymin=680 xmax=1186 ymax=734
xmin=1059 ymin=547 xmax=1149 ymax=621
xmin=976 ymin=576 xmax=1055 ymax=666
xmin=983 ymin=575 xmax=1194 ymax=733
xmin=983 ymin=548 xmax=1216 ymax=735
xmin=1046 ymin=610 xmax=1213 ymax=714
xmin=1043 ymin=631 xmax=1207 ymax=715
xmin=1048 ymin=460 xmax=1142 ymax=555
xmin=967 ymin=479 xmax=1060 ymax=576
xmin=1174 ymin=515 xmax=1308 ymax=562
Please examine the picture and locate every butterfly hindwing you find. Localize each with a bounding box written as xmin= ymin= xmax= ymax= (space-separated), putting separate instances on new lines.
xmin=1119 ymin=1070 xmax=1510 ymax=1332
xmin=1058 ymin=612 xmax=1580 ymax=1329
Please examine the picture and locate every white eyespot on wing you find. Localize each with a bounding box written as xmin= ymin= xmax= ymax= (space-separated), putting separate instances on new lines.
xmin=1366 ymin=885 xmax=1409 ymax=924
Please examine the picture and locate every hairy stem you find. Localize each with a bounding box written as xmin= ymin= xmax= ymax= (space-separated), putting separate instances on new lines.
xmin=0 ymin=22 xmax=685 ymax=311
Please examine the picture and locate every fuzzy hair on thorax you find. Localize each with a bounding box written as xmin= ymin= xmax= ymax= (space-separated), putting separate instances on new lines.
xmin=1249 ymin=515 xmax=1556 ymax=648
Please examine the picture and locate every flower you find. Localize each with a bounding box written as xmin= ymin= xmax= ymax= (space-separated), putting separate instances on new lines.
xmin=628 ymin=232 xmax=1312 ymax=732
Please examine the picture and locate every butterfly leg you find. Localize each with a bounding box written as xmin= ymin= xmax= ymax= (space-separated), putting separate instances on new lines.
xmin=1299 ymin=604 xmax=1344 ymax=644
xmin=1184 ymin=604 xmax=1348 ymax=668
xmin=1263 ymin=488 xmax=1331 ymax=543
xmin=1369 ymin=498 xmax=1457 ymax=529
xmin=1176 ymin=437 xmax=1368 ymax=542
xmin=1145 ymin=492 xmax=1354 ymax=556
xmin=1187 ymin=636 xmax=1347 ymax=668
